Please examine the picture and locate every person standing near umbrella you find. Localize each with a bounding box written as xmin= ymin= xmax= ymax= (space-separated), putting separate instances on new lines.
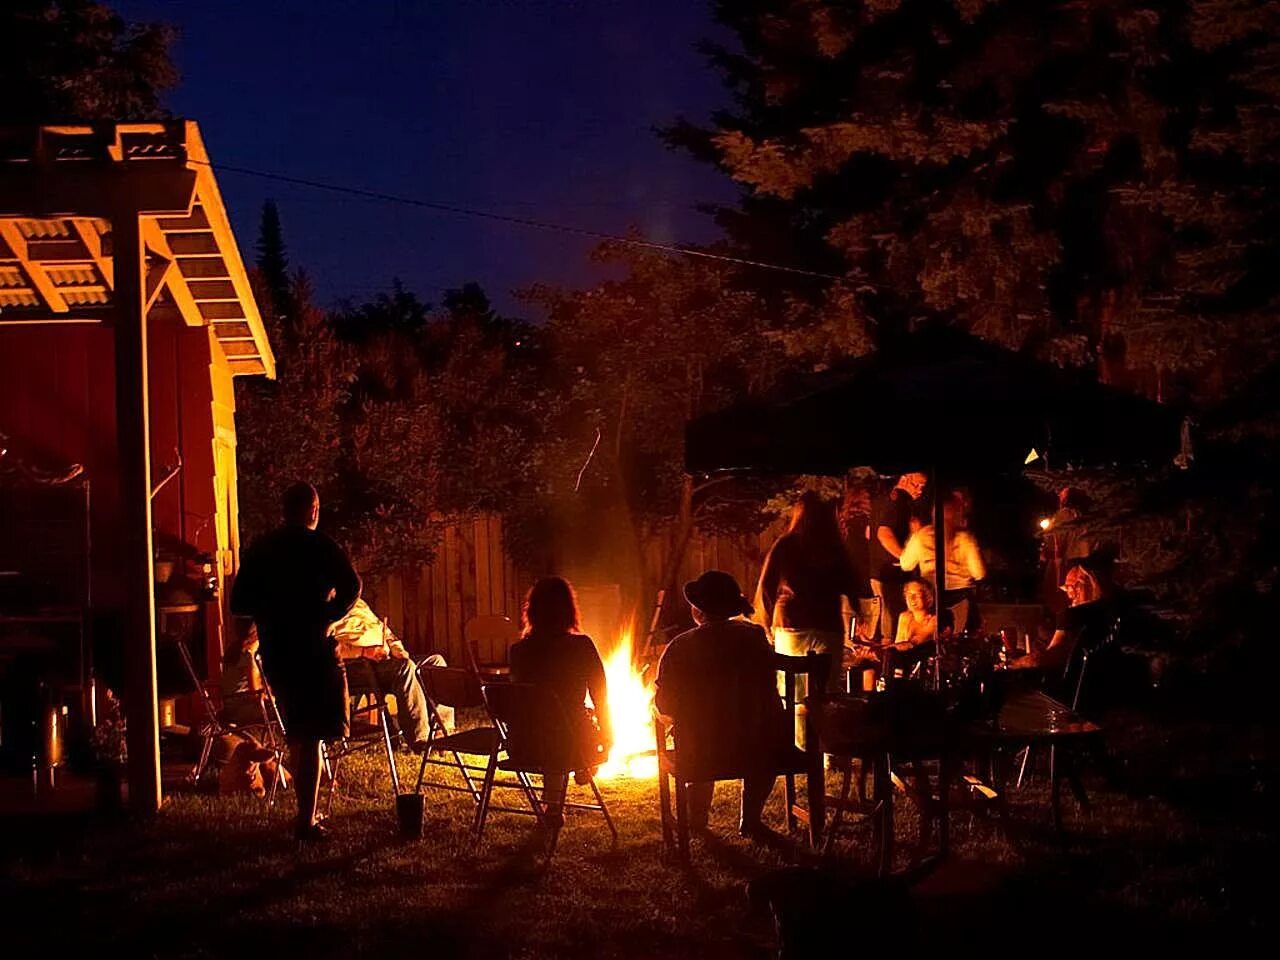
xmin=898 ymin=491 xmax=986 ymax=634
xmin=756 ymin=493 xmax=862 ymax=746
xmin=869 ymin=472 xmax=928 ymax=640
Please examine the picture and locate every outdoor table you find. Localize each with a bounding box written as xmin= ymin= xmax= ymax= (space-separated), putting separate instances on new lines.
xmin=965 ymin=686 xmax=1103 ymax=832
xmin=817 ymin=686 xmax=1102 ymax=874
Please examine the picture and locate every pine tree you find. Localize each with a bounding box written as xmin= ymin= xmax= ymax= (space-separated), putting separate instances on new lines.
xmin=670 ymin=0 xmax=1280 ymax=401
xmin=254 ymin=201 xmax=293 ymax=331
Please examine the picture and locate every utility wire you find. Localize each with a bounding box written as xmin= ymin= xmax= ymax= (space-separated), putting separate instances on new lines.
xmin=189 ymin=157 xmax=846 ymax=282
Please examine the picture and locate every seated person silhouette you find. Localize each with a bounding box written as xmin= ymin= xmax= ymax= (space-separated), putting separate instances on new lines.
xmin=509 ymin=576 xmax=612 ymax=826
xmin=655 ymin=570 xmax=790 ymax=838
xmin=333 ymin=598 xmax=448 ymax=751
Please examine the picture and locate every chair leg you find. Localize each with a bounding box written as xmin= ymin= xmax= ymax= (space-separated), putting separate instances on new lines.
xmin=589 ymin=776 xmax=618 ymax=845
xmin=674 ymin=778 xmax=691 ymax=861
xmin=823 ymin=758 xmax=854 ymax=855
xmin=473 ymin=748 xmax=499 ymax=843
xmin=784 ymin=771 xmax=798 ymax=832
xmin=1049 ymin=744 xmax=1063 ymax=836
xmin=380 ymin=709 xmax=401 ymax=796
xmin=878 ymin=753 xmax=895 ymax=877
xmin=190 ymin=733 xmax=215 ymax=784
xmin=1016 ymin=745 xmax=1032 ymax=789
xmin=658 ymin=770 xmax=674 ymax=850
xmin=324 ymin=748 xmax=341 ymax=818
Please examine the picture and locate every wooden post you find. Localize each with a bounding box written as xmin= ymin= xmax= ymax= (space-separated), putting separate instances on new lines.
xmin=113 ymin=207 xmax=162 ymax=813
xmin=933 ymin=466 xmax=946 ymax=691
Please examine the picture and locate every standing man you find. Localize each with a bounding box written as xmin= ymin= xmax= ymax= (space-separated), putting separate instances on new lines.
xmin=869 ymin=472 xmax=927 ymax=640
xmin=232 ymin=482 xmax=360 ymax=843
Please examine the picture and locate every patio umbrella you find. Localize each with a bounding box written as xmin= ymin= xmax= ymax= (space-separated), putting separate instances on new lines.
xmin=686 ymin=327 xmax=1181 ymax=678
xmin=687 ymin=327 xmax=1180 ymax=477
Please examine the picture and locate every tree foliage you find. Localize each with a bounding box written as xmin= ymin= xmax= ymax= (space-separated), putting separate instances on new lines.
xmin=669 ymin=0 xmax=1280 ymax=399
xmin=0 ymin=0 xmax=176 ymax=124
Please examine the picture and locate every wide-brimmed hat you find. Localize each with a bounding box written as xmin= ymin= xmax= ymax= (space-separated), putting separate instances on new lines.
xmin=683 ymin=570 xmax=753 ymax=618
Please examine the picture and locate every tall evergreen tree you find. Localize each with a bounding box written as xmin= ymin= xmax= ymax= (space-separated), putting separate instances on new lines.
xmin=254 ymin=200 xmax=293 ymax=330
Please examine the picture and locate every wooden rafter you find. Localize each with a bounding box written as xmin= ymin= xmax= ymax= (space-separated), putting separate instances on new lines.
xmin=0 ymin=221 xmax=69 ymax=313
xmin=140 ymin=219 xmax=202 ymax=327
xmin=71 ymin=219 xmax=113 ymax=289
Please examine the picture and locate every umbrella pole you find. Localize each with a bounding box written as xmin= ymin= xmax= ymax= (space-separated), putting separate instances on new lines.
xmin=933 ymin=466 xmax=946 ymax=691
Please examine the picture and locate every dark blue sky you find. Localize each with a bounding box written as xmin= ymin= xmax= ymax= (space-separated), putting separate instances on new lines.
xmin=115 ymin=0 xmax=738 ymax=315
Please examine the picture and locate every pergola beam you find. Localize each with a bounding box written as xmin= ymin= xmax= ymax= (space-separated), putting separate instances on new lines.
xmin=71 ymin=219 xmax=113 ymax=289
xmin=141 ymin=219 xmax=203 ymax=328
xmin=0 ymin=221 xmax=69 ymax=313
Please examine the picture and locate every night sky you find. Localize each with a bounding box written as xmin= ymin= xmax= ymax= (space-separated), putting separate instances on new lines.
xmin=113 ymin=0 xmax=738 ymax=315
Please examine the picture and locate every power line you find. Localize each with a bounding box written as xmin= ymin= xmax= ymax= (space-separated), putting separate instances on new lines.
xmin=188 ymin=157 xmax=846 ymax=282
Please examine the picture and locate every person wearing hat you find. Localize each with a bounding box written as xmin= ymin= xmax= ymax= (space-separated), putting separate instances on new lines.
xmin=654 ymin=570 xmax=790 ymax=838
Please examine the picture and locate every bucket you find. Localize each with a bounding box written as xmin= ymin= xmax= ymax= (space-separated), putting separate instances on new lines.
xmin=395 ymin=793 xmax=424 ymax=839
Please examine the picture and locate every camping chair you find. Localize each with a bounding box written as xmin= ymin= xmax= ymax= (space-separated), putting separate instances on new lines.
xmin=655 ymin=651 xmax=828 ymax=861
xmin=323 ymin=658 xmax=403 ymax=815
xmin=477 ymin=681 xmax=617 ymax=859
xmin=414 ymin=664 xmax=503 ymax=804
xmin=464 ymin=614 xmax=521 ymax=681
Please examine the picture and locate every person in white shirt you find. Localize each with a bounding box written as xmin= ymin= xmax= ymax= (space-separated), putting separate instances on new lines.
xmin=333 ymin=598 xmax=448 ymax=751
xmin=898 ymin=493 xmax=985 ymax=633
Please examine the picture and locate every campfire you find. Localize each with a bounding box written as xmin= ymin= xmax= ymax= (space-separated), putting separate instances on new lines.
xmin=594 ymin=622 xmax=659 ymax=779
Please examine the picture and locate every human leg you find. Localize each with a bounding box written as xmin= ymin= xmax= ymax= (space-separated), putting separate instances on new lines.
xmin=375 ymin=658 xmax=432 ymax=747
xmin=741 ymin=773 xmax=777 ymax=830
xmin=290 ymin=738 xmax=324 ymax=839
xmin=687 ymin=781 xmax=714 ymax=829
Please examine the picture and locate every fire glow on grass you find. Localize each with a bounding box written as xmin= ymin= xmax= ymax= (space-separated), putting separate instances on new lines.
xmin=592 ymin=623 xmax=659 ymax=779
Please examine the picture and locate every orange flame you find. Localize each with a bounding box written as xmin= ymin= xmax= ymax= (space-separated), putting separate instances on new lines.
xmin=593 ymin=622 xmax=658 ymax=779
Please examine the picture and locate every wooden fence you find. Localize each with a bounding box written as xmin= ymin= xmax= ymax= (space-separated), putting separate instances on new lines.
xmin=365 ymin=513 xmax=787 ymax=663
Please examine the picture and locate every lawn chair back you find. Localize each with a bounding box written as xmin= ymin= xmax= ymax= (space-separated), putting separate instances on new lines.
xmin=482 ymin=681 xmax=592 ymax=772
xmin=1061 ymin=617 xmax=1120 ymax=713
xmin=465 ymin=614 xmax=521 ymax=677
xmin=420 ymin=664 xmax=485 ymax=710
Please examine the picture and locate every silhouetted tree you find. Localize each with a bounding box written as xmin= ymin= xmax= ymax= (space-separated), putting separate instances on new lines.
xmin=0 ymin=0 xmax=176 ymax=123
xmin=254 ymin=201 xmax=293 ymax=331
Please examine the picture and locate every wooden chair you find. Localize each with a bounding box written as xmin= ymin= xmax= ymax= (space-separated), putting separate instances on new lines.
xmin=477 ymin=681 xmax=617 ymax=859
xmin=464 ymin=614 xmax=521 ymax=681
xmin=655 ymin=651 xmax=829 ymax=861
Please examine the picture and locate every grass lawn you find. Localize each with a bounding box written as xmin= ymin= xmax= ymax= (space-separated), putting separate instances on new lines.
xmin=0 ymin=703 xmax=1273 ymax=958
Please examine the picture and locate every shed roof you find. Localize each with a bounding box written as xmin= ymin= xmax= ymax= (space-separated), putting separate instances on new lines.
xmin=0 ymin=121 xmax=274 ymax=377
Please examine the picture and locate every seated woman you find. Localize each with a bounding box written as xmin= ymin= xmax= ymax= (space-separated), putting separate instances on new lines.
xmin=1011 ymin=564 xmax=1111 ymax=673
xmin=846 ymin=580 xmax=941 ymax=685
xmin=508 ymin=577 xmax=612 ymax=824
xmin=654 ymin=570 xmax=789 ymax=838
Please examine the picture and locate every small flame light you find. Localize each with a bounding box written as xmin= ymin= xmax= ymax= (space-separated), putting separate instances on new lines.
xmin=1039 ymin=517 xmax=1053 ymax=531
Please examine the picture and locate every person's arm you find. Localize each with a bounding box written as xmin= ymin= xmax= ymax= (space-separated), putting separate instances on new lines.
xmin=960 ymin=532 xmax=986 ymax=582
xmin=324 ymin=539 xmax=362 ymax=622
xmin=583 ymin=638 xmax=612 ymax=747
xmin=876 ymin=524 xmax=904 ymax=561
xmin=898 ymin=529 xmax=922 ymax=573
xmin=229 ymin=550 xmax=260 ymax=619
xmin=756 ymin=543 xmax=784 ymax=628
xmin=894 ymin=612 xmax=910 ymax=644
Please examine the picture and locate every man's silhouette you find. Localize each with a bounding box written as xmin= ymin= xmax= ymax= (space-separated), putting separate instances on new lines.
xmin=232 ymin=482 xmax=360 ymax=842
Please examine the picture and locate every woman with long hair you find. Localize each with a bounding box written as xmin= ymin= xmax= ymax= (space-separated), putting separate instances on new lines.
xmin=508 ymin=576 xmax=612 ymax=823
xmin=756 ymin=492 xmax=862 ymax=743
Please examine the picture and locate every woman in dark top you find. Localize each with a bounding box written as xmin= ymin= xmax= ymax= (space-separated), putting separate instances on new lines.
xmin=508 ymin=576 xmax=612 ymax=822
xmin=1012 ymin=565 xmax=1112 ymax=672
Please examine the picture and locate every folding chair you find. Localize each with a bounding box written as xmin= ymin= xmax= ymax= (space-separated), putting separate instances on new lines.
xmin=464 ymin=614 xmax=521 ymax=681
xmin=1015 ymin=617 xmax=1119 ymax=790
xmin=414 ymin=664 xmax=503 ymax=804
xmin=477 ymin=681 xmax=617 ymax=858
xmin=322 ymin=658 xmax=403 ymax=815
xmin=655 ymin=651 xmax=828 ymax=861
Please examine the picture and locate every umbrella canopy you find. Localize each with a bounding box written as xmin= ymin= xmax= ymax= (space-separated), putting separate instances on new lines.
xmin=686 ymin=328 xmax=1181 ymax=477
